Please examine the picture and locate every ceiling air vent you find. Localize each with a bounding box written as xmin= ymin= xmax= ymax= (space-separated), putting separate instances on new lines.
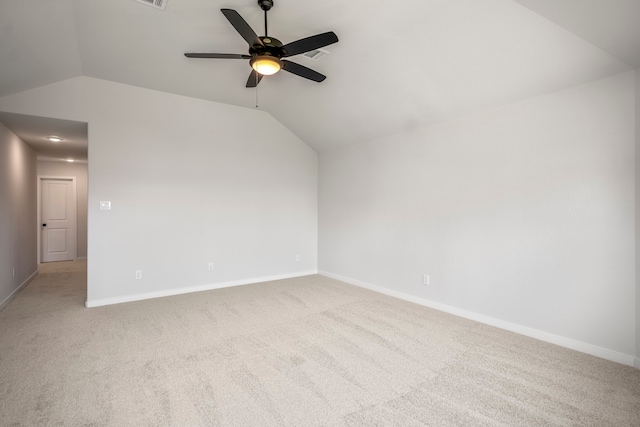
xmin=303 ymin=49 xmax=328 ymax=60
xmin=133 ymin=0 xmax=168 ymax=10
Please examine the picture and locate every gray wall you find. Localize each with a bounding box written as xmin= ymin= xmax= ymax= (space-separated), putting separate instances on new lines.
xmin=320 ymin=71 xmax=636 ymax=361
xmin=37 ymin=160 xmax=88 ymax=259
xmin=636 ymin=68 xmax=640 ymax=367
xmin=0 ymin=121 xmax=37 ymax=309
xmin=0 ymin=77 xmax=318 ymax=307
xmin=0 ymin=72 xmax=636 ymax=365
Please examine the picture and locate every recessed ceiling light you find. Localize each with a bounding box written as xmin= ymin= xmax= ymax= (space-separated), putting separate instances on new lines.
xmin=47 ymin=135 xmax=63 ymax=142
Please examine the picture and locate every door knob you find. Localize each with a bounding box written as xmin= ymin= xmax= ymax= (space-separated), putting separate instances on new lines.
xmin=42 ymin=224 xmax=47 ymax=227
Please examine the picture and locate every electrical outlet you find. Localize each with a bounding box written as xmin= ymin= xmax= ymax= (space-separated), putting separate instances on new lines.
xmin=295 ymin=254 xmax=301 ymax=262
xmin=135 ymin=270 xmax=142 ymax=280
xmin=423 ymin=274 xmax=430 ymax=285
xmin=208 ymin=262 xmax=214 ymax=271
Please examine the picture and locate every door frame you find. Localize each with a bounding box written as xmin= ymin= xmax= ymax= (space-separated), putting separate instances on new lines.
xmin=37 ymin=175 xmax=78 ymax=264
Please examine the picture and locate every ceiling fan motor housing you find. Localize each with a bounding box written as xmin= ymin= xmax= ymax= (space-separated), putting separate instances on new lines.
xmin=250 ymin=37 xmax=285 ymax=58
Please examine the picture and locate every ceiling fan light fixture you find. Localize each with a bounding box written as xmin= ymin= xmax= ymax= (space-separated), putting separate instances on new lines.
xmin=184 ymin=4 xmax=338 ymax=87
xmin=250 ymin=55 xmax=282 ymax=76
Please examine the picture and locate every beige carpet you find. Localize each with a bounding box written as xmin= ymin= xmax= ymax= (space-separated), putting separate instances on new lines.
xmin=1 ymin=261 xmax=639 ymax=426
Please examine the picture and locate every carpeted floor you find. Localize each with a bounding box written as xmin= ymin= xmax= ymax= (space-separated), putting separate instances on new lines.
xmin=1 ymin=260 xmax=639 ymax=426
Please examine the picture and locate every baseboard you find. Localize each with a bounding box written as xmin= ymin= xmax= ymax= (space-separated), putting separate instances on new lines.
xmin=85 ymin=270 xmax=318 ymax=308
xmin=0 ymin=269 xmax=39 ymax=312
xmin=319 ymin=270 xmax=636 ymax=368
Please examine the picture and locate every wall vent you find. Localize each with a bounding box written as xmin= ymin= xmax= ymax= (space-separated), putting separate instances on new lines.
xmin=133 ymin=0 xmax=168 ymax=10
xmin=303 ymin=49 xmax=328 ymax=60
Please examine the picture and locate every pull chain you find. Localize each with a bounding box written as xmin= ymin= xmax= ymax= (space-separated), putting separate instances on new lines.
xmin=255 ymin=74 xmax=259 ymax=108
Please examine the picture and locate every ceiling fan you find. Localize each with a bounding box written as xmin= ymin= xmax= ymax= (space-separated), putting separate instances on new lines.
xmin=184 ymin=0 xmax=339 ymax=88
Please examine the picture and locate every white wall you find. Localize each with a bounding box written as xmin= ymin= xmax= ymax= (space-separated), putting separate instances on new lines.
xmin=0 ymin=77 xmax=318 ymax=306
xmin=636 ymin=68 xmax=640 ymax=367
xmin=0 ymin=121 xmax=38 ymax=309
xmin=319 ymin=71 xmax=636 ymax=361
xmin=1 ymin=73 xmax=635 ymax=364
xmin=37 ymin=160 xmax=88 ymax=259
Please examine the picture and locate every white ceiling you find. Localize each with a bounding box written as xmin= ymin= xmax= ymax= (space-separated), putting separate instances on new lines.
xmin=511 ymin=0 xmax=640 ymax=68
xmin=0 ymin=112 xmax=88 ymax=161
xmin=0 ymin=0 xmax=638 ymax=155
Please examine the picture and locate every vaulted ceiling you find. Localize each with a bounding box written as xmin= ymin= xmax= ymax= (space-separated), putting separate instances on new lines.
xmin=1 ymin=0 xmax=639 ymax=154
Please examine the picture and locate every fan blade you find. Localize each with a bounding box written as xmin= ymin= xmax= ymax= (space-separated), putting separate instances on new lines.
xmin=281 ymin=60 xmax=326 ymax=82
xmin=246 ymin=70 xmax=264 ymax=88
xmin=221 ymin=9 xmax=264 ymax=48
xmin=184 ymin=53 xmax=251 ymax=59
xmin=282 ymin=31 xmax=338 ymax=57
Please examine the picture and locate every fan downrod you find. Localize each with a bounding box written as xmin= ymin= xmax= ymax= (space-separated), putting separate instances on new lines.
xmin=258 ymin=0 xmax=273 ymax=12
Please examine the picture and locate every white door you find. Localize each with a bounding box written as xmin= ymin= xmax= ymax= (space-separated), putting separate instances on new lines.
xmin=41 ymin=178 xmax=76 ymax=262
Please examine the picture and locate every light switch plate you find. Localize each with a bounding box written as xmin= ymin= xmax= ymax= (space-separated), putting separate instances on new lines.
xmin=100 ymin=201 xmax=111 ymax=210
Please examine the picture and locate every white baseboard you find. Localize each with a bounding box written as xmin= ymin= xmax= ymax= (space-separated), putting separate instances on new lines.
xmin=319 ymin=270 xmax=636 ymax=368
xmin=85 ymin=270 xmax=318 ymax=308
xmin=0 ymin=269 xmax=39 ymax=312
